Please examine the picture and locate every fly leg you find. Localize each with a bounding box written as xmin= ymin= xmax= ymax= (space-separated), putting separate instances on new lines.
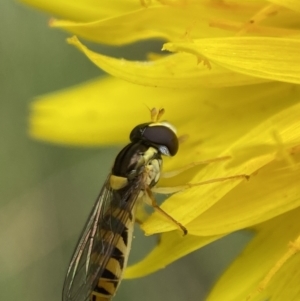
xmin=153 ymin=173 xmax=249 ymax=195
xmin=159 ymin=155 xmax=249 ymax=194
xmin=144 ymin=187 xmax=188 ymax=235
xmin=149 ymin=173 xmax=248 ymax=235
xmin=161 ymin=156 xmax=232 ymax=178
xmin=150 ymin=157 xmax=248 ymax=234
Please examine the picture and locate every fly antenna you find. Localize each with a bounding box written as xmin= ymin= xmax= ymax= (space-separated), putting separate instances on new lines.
xmin=150 ymin=107 xmax=165 ymax=123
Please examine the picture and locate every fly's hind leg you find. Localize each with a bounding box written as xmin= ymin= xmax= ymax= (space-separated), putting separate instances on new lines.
xmin=144 ymin=187 xmax=188 ymax=236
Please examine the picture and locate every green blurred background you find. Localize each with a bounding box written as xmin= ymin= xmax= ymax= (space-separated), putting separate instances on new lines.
xmin=0 ymin=1 xmax=250 ymax=301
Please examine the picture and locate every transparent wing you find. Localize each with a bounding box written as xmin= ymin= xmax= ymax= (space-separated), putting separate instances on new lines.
xmin=62 ymin=174 xmax=143 ymax=301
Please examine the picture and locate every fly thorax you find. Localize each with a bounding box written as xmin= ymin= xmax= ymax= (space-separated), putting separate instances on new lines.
xmin=111 ymin=141 xmax=163 ymax=191
xmin=111 ymin=142 xmax=148 ymax=182
xmin=142 ymin=147 xmax=162 ymax=188
xmin=145 ymin=157 xmax=162 ymax=188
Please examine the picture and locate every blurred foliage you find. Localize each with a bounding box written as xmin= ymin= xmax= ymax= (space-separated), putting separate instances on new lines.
xmin=0 ymin=1 xmax=250 ymax=301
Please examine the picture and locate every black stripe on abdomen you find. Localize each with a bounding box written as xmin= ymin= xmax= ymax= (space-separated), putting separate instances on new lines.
xmin=92 ymin=226 xmax=130 ymax=300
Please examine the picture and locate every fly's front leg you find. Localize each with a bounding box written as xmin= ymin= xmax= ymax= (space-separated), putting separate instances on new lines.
xmin=152 ymin=175 xmax=250 ymax=194
xmin=158 ymin=155 xmax=249 ymax=194
xmin=161 ymin=156 xmax=232 ymax=178
xmin=144 ymin=187 xmax=188 ymax=236
xmin=153 ymin=174 xmax=249 ymax=195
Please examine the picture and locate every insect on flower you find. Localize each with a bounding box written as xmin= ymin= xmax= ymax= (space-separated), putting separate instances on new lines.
xmin=62 ymin=108 xmax=187 ymax=301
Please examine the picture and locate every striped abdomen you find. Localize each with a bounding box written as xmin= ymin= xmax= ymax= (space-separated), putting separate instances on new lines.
xmin=91 ymin=203 xmax=136 ymax=301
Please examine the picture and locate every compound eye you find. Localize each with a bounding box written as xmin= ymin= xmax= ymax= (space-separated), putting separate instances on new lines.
xmin=130 ymin=122 xmax=179 ymax=156
xmin=130 ymin=123 xmax=151 ymax=142
xmin=143 ymin=125 xmax=178 ymax=156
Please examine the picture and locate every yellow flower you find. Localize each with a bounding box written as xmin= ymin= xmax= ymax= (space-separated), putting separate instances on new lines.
xmin=21 ymin=0 xmax=300 ymax=300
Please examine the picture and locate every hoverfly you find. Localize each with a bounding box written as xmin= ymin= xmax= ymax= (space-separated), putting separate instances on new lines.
xmin=62 ymin=108 xmax=186 ymax=301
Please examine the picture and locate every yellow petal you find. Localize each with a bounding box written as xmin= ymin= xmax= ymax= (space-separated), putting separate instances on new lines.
xmin=50 ymin=7 xmax=191 ymax=45
xmin=125 ymin=231 xmax=221 ymax=279
xmin=19 ymin=0 xmax=142 ymax=22
xmin=142 ymin=88 xmax=300 ymax=235
xmin=29 ymin=76 xmax=293 ymax=152
xmin=270 ymin=0 xmax=300 ymax=13
xmin=67 ymin=36 xmax=269 ymax=88
xmin=29 ymin=78 xmax=130 ymax=145
xmin=163 ymin=37 xmax=300 ymax=84
xmin=30 ymin=76 xmax=224 ymax=146
xmin=50 ymin=4 xmax=257 ymax=45
xmin=206 ymin=207 xmax=300 ymax=301
xmin=187 ymin=151 xmax=300 ymax=236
